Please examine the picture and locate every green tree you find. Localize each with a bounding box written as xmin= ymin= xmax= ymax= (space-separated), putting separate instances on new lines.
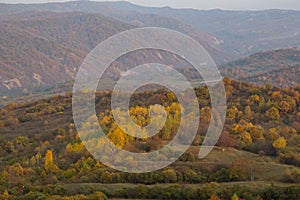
xmin=161 ymin=169 xmax=177 ymax=183
xmin=229 ymin=158 xmax=252 ymax=181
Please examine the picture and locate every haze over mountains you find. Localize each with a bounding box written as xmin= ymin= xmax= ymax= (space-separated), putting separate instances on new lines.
xmin=1 ymin=0 xmax=300 ymax=100
xmin=2 ymin=0 xmax=300 ymax=56
xmin=107 ymin=4 xmax=300 ymax=56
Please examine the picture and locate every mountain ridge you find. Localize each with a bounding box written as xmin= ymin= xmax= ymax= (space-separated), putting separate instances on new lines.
xmin=4 ymin=0 xmax=300 ymax=57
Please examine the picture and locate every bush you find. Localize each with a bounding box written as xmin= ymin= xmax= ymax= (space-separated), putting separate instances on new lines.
xmin=208 ymin=168 xmax=230 ymax=182
xmin=179 ymin=152 xmax=196 ymax=162
xmin=279 ymin=152 xmax=300 ymax=167
xmin=18 ymin=114 xmax=33 ymax=123
xmin=282 ymin=169 xmax=300 ymax=183
xmin=16 ymin=191 xmax=47 ymax=200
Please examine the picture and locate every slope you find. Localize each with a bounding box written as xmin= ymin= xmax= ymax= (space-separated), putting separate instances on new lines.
xmin=221 ymin=48 xmax=300 ymax=87
xmin=0 ymin=1 xmax=235 ymax=64
xmin=0 ymin=11 xmax=134 ymax=96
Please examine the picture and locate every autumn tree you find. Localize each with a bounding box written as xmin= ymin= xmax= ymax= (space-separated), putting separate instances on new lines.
xmin=200 ymin=106 xmax=211 ymax=124
xmin=107 ymin=127 xmax=129 ymax=148
xmin=7 ymin=163 xmax=25 ymax=188
xmin=267 ymin=128 xmax=279 ymax=141
xmin=64 ymin=142 xmax=86 ymax=164
xmin=217 ymin=131 xmax=236 ymax=148
xmin=210 ymin=194 xmax=221 ymax=200
xmin=229 ymin=158 xmax=253 ymax=181
xmin=265 ymin=107 xmax=280 ymax=120
xmin=44 ymin=150 xmax=59 ymax=173
xmin=0 ymin=170 xmax=9 ymax=186
xmin=279 ymin=126 xmax=297 ymax=138
xmin=2 ymin=190 xmax=10 ymax=200
xmin=244 ymin=105 xmax=253 ymax=121
xmin=273 ymin=137 xmax=287 ymax=153
xmin=279 ymin=101 xmax=291 ymax=113
xmin=227 ymin=106 xmax=239 ymax=122
xmin=231 ymin=193 xmax=239 ymax=200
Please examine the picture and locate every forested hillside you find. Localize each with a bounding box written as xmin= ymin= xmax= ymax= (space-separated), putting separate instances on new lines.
xmin=0 ymin=10 xmax=228 ymax=99
xmin=0 ymin=12 xmax=133 ymax=96
xmin=222 ymin=48 xmax=300 ymax=87
xmin=1 ymin=1 xmax=300 ymax=199
xmin=2 ymin=1 xmax=300 ymax=57
xmin=1 ymin=78 xmax=300 ymax=199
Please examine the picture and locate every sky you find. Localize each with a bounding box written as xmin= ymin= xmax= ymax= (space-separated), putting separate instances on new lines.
xmin=1 ymin=0 xmax=300 ymax=10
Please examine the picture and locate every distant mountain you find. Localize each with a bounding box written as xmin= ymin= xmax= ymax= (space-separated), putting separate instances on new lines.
xmin=1 ymin=11 xmax=225 ymax=98
xmin=1 ymin=1 xmax=300 ymax=98
xmin=104 ymin=12 xmax=230 ymax=64
xmin=0 ymin=12 xmax=133 ymax=96
xmin=0 ymin=1 xmax=231 ymax=64
xmin=0 ymin=1 xmax=300 ymax=61
xmin=2 ymin=11 xmax=134 ymax=52
xmin=221 ymin=48 xmax=300 ymax=87
xmin=2 ymin=1 xmax=300 ymax=60
xmin=94 ymin=3 xmax=300 ymax=57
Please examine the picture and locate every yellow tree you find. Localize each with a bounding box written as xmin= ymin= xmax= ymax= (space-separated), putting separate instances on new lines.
xmin=1 ymin=170 xmax=8 ymax=186
xmin=231 ymin=193 xmax=239 ymax=200
xmin=130 ymin=106 xmax=150 ymax=127
xmin=279 ymin=101 xmax=290 ymax=113
xmin=3 ymin=190 xmax=10 ymax=199
xmin=227 ymin=106 xmax=238 ymax=122
xmin=107 ymin=127 xmax=128 ymax=149
xmin=265 ymin=107 xmax=280 ymax=120
xmin=45 ymin=150 xmax=53 ymax=167
xmin=45 ymin=150 xmax=59 ymax=173
xmin=241 ymin=132 xmax=252 ymax=146
xmin=268 ymin=128 xmax=279 ymax=141
xmin=273 ymin=137 xmax=287 ymax=153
